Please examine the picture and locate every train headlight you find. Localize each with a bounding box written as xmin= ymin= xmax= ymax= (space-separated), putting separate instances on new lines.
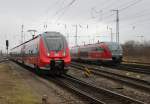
xmin=47 ymin=53 xmax=50 ymax=56
xmin=63 ymin=51 xmax=66 ymax=56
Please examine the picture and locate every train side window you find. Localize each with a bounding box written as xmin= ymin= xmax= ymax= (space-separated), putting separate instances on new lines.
xmin=94 ymin=47 xmax=98 ymax=51
xmin=31 ymin=50 xmax=33 ymax=54
xmin=36 ymin=47 xmax=39 ymax=54
xmin=96 ymin=47 xmax=104 ymax=51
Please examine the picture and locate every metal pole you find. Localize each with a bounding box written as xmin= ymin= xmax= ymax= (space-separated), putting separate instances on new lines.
xmin=112 ymin=10 xmax=119 ymax=43
xmin=109 ymin=28 xmax=113 ymax=42
xmin=117 ymin=10 xmax=119 ymax=43
xmin=75 ymin=24 xmax=78 ymax=46
xmin=21 ymin=24 xmax=24 ymax=44
xmin=111 ymin=28 xmax=113 ymax=42
xmin=137 ymin=35 xmax=144 ymax=44
xmin=65 ymin=24 xmax=69 ymax=42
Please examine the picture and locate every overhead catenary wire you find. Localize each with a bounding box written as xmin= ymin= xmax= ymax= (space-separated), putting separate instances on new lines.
xmin=42 ymin=0 xmax=77 ymax=31
xmin=93 ymin=0 xmax=143 ymax=22
xmin=90 ymin=0 xmax=117 ymax=20
xmin=43 ymin=0 xmax=66 ymax=29
xmin=44 ymin=0 xmax=64 ymax=15
xmin=120 ymin=0 xmax=143 ymax=11
xmin=51 ymin=0 xmax=70 ymax=19
xmin=27 ymin=0 xmax=148 ymax=45
xmin=129 ymin=17 xmax=150 ymax=26
xmin=28 ymin=0 xmax=64 ymax=27
xmin=37 ymin=0 xmax=143 ymax=31
xmin=120 ymin=7 xmax=150 ymax=21
xmin=95 ymin=0 xmax=143 ymax=44
xmin=53 ymin=0 xmax=77 ymax=23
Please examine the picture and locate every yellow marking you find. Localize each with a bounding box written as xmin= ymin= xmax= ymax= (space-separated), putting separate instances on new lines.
xmin=84 ymin=71 xmax=90 ymax=77
xmin=83 ymin=67 xmax=91 ymax=77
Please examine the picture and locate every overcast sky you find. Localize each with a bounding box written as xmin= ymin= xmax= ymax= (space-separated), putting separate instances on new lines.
xmin=0 ymin=0 xmax=150 ymax=51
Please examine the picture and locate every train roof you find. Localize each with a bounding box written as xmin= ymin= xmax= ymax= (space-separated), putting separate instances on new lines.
xmin=11 ymin=31 xmax=64 ymax=50
xmin=71 ymin=42 xmax=121 ymax=49
xmin=42 ymin=31 xmax=64 ymax=37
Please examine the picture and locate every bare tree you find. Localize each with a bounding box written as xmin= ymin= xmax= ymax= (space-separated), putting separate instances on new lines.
xmin=123 ymin=40 xmax=150 ymax=58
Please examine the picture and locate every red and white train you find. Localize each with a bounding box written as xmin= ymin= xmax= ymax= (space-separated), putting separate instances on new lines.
xmin=70 ymin=42 xmax=123 ymax=64
xmin=10 ymin=31 xmax=71 ymax=75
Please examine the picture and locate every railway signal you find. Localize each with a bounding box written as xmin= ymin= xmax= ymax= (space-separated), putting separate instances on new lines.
xmin=6 ymin=40 xmax=9 ymax=54
xmin=6 ymin=40 xmax=9 ymax=49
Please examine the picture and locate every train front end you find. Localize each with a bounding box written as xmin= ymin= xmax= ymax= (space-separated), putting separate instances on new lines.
xmin=105 ymin=42 xmax=123 ymax=63
xmin=39 ymin=32 xmax=71 ymax=75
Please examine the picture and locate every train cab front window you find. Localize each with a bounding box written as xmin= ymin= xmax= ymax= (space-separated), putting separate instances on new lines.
xmin=107 ymin=42 xmax=122 ymax=51
xmin=44 ymin=36 xmax=65 ymax=51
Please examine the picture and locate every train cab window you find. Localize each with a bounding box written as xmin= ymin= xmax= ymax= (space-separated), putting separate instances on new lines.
xmin=107 ymin=42 xmax=122 ymax=51
xmin=45 ymin=36 xmax=64 ymax=51
xmin=96 ymin=47 xmax=104 ymax=51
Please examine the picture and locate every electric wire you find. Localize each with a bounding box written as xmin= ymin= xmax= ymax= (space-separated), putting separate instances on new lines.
xmin=95 ymin=0 xmax=143 ymax=22
xmin=53 ymin=0 xmax=77 ymax=23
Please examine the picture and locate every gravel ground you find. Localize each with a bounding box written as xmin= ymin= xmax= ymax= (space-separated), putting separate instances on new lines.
xmin=123 ymin=57 xmax=150 ymax=64
xmin=0 ymin=61 xmax=87 ymax=104
xmin=75 ymin=62 xmax=150 ymax=82
xmin=68 ymin=66 xmax=150 ymax=104
xmin=0 ymin=62 xmax=39 ymax=104
xmin=100 ymin=66 xmax=150 ymax=82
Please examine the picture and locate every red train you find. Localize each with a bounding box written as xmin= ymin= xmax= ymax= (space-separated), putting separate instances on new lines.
xmin=10 ymin=31 xmax=71 ymax=75
xmin=70 ymin=42 xmax=123 ymax=64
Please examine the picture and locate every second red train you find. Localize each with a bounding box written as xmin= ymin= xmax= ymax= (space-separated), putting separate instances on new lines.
xmin=70 ymin=42 xmax=123 ymax=64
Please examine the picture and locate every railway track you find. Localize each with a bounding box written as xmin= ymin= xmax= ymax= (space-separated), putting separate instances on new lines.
xmin=12 ymin=61 xmax=145 ymax=104
xmin=70 ymin=62 xmax=150 ymax=92
xmin=73 ymin=60 xmax=150 ymax=75
xmin=0 ymin=57 xmax=9 ymax=63
xmin=48 ymin=74 xmax=144 ymax=104
xmin=123 ymin=60 xmax=150 ymax=66
xmin=110 ymin=64 xmax=150 ymax=75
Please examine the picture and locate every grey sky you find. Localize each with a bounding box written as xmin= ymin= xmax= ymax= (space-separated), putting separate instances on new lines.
xmin=0 ymin=0 xmax=149 ymax=51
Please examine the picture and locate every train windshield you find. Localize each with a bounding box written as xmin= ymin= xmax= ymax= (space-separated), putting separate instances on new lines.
xmin=107 ymin=42 xmax=122 ymax=51
xmin=45 ymin=36 xmax=65 ymax=51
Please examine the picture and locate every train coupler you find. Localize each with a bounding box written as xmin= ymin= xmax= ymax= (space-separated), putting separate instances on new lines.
xmin=50 ymin=60 xmax=65 ymax=74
